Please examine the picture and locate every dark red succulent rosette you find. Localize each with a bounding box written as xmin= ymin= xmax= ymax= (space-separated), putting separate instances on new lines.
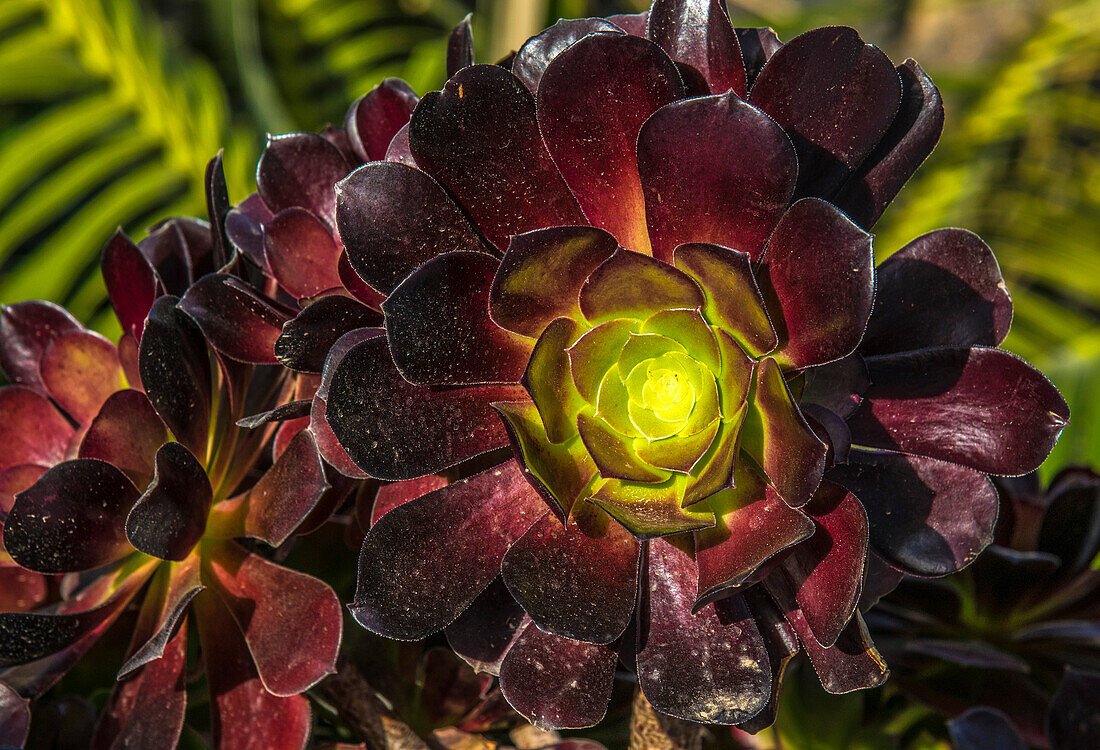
xmin=0 ymin=193 xmax=342 ymax=749
xmin=318 ymin=0 xmax=1068 ymax=731
xmin=867 ymin=468 xmax=1100 ymax=747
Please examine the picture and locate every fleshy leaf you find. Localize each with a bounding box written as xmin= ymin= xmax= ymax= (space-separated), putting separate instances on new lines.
xmin=848 ymin=347 xmax=1068 ymax=475
xmin=1047 ymin=668 xmax=1100 ymax=750
xmin=275 ymin=295 xmax=382 ymax=374
xmin=118 ymin=555 xmax=203 ymax=678
xmin=0 ymin=301 xmax=83 ymax=390
xmin=444 ymin=577 xmax=526 ymax=676
xmin=0 ymin=387 xmax=73 ymax=473
xmin=309 ymin=328 xmax=379 ymax=479
xmin=383 ymin=251 xmax=532 ymax=386
xmin=446 ymin=15 xmax=474 ymax=77
xmin=337 ymin=162 xmax=491 ymax=296
xmin=0 ymin=681 xmax=29 ymax=747
xmin=125 ymin=442 xmax=211 ymax=561
xmin=537 ymin=32 xmax=682 ymax=253
xmin=948 ymin=708 xmax=1027 ymax=750
xmin=502 ymin=506 xmax=638 ymax=643
xmin=263 ymin=207 xmax=343 ymax=299
xmin=578 ymin=412 xmax=669 ymax=483
xmin=345 ymin=78 xmax=419 ymax=162
xmin=490 ymin=227 xmax=619 ymax=338
xmin=590 ymin=479 xmax=714 ymax=538
xmin=647 ymin=0 xmax=746 ymax=96
xmin=257 ymin=132 xmax=350 ymax=222
xmin=351 ymin=460 xmax=547 ymax=640
xmin=579 ymin=250 xmax=703 ymax=324
xmin=79 ymin=389 xmax=167 ymax=488
xmin=760 ymin=198 xmax=874 ymax=368
xmin=370 ymin=475 xmax=448 ymax=528
xmin=102 ymin=231 xmax=158 ymax=340
xmin=499 ymin=621 xmax=617 ymax=730
xmin=178 ymin=274 xmax=291 ymax=365
xmin=39 ymin=331 xmax=126 ymax=424
xmin=5 ymin=459 xmax=138 ymax=574
xmin=409 ymin=64 xmax=585 ymax=250
xmin=513 ymin=18 xmax=622 ymax=92
xmin=523 ymin=318 xmax=586 ymax=443
xmin=637 ymin=538 xmax=771 ymax=724
xmin=637 ymin=94 xmax=797 ymax=263
xmin=568 ymin=319 xmax=639 ymax=404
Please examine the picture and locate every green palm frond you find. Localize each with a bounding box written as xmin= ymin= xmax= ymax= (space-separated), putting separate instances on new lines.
xmin=0 ymin=0 xmax=253 ymax=336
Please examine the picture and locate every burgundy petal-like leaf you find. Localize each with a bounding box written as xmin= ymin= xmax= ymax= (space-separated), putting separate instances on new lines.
xmin=205 ymin=541 xmax=341 ymax=697
xmin=370 ymin=475 xmax=448 ymax=527
xmin=608 ymin=12 xmax=649 ymax=36
xmin=537 ymin=32 xmax=682 ymax=253
xmin=736 ymin=587 xmax=798 ymax=734
xmin=835 ymin=59 xmax=944 ymax=228
xmin=502 ymin=507 xmax=639 ymax=644
xmin=225 ymin=194 xmax=274 ymax=271
xmin=749 ymin=26 xmax=901 ymax=199
xmin=0 ymin=300 xmax=83 ymax=390
xmin=310 ymin=328 xmax=379 ymax=479
xmin=499 ymin=621 xmax=617 ymax=730
xmin=384 ymin=251 xmax=532 ymax=386
xmin=647 ymin=0 xmax=746 ymax=96
xmin=194 ymin=590 xmax=311 ymax=750
xmin=384 ymin=122 xmax=415 ymax=165
xmin=125 ymin=442 xmax=211 ymax=561
xmin=138 ymin=217 xmax=209 ymax=294
xmin=741 ymin=357 xmax=827 ymax=507
xmin=445 ymin=577 xmax=527 ymax=675
xmin=948 ymin=708 xmax=1027 ymax=750
xmin=1038 ymin=471 xmax=1100 ymax=570
xmin=789 ymin=607 xmax=888 ymax=694
xmin=783 ymin=481 xmax=868 ymax=647
xmin=0 ymin=387 xmax=73 ymax=473
xmin=861 ymin=229 xmax=1012 ymax=355
xmin=799 ymin=353 xmax=868 ymax=419
xmin=236 ymin=399 xmax=311 ymax=430
xmin=408 ymin=64 xmax=585 ymax=250
xmin=211 ymin=429 xmax=329 ymax=548
xmin=351 ymin=460 xmax=547 ymax=640
xmin=0 ymin=593 xmax=125 ymax=667
xmin=178 ymin=274 xmax=292 ymax=365
xmin=848 ymin=347 xmax=1068 ymax=475
xmin=263 ymin=207 xmax=343 ymax=299
xmin=275 ymin=295 xmax=382 ymax=374
xmin=760 ymin=198 xmax=874 ymax=368
xmin=327 ymin=336 xmax=523 ymax=480
xmin=637 ymin=93 xmax=797 ymax=263
xmin=79 ymin=389 xmax=167 ymax=488
xmin=736 ymin=27 xmax=781 ymax=86
xmin=257 ymin=132 xmax=350 ymax=222
xmin=102 ymin=230 xmax=158 ymax=339
xmin=828 ymin=449 xmax=998 ymax=576
xmin=139 ymin=296 xmax=211 ymax=456
xmin=337 ymin=162 xmax=491 ymax=296
xmin=0 ymin=564 xmax=48 ymax=613
xmin=638 ymin=538 xmax=771 ymax=724
xmin=39 ymin=330 xmax=126 ymax=424
xmin=694 ymin=462 xmax=814 ymax=608
xmin=4 ymin=459 xmax=138 ymax=574
xmin=1048 ymin=668 xmax=1100 ymax=750
xmin=338 ymin=250 xmax=386 ymax=309
xmin=513 ymin=18 xmax=622 ymax=92
xmin=91 ymin=619 xmax=188 ymax=750
xmin=345 ymin=78 xmax=419 ymax=162
xmin=447 ymin=15 xmax=474 ymax=77
xmin=490 ymin=227 xmax=620 ymax=338
xmin=118 ymin=555 xmax=203 ymax=677
xmin=0 ymin=681 xmax=29 ymax=747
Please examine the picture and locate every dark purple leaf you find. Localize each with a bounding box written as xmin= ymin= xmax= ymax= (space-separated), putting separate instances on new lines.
xmin=447 ymin=15 xmax=474 ymax=77
xmin=1048 ymin=668 xmax=1100 ymax=750
xmin=736 ymin=27 xmax=781 ymax=86
xmin=445 ymin=578 xmax=526 ymax=675
xmin=275 ymin=295 xmax=382 ymax=374
xmin=513 ymin=18 xmax=622 ymax=92
xmin=102 ymin=231 xmax=158 ymax=339
xmin=78 ymin=389 xmax=167 ymax=488
xmin=262 ymin=207 xmax=343 ymax=299
xmin=949 ymin=708 xmax=1027 ymax=750
xmin=0 ymin=681 xmax=29 ymax=747
xmin=647 ymin=0 xmax=746 ymax=96
xmin=345 ymin=78 xmax=419 ymax=163
xmin=118 ymin=555 xmax=203 ymax=677
xmin=178 ymin=274 xmax=292 ymax=365
xmin=0 ymin=301 xmax=83 ymax=390
xmin=257 ymin=132 xmax=351 ymax=222
xmin=205 ymin=152 xmax=231 ymax=268
xmin=125 ymin=443 xmax=210 ymax=561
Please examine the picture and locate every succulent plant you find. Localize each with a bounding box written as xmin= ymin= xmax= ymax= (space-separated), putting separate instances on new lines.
xmin=315 ymin=0 xmax=1069 ymax=732
xmin=867 ymin=468 xmax=1100 ymax=747
xmin=0 ymin=172 xmax=344 ymax=749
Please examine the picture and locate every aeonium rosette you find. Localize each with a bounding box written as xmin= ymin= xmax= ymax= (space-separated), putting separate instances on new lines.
xmin=306 ymin=0 xmax=1066 ymax=733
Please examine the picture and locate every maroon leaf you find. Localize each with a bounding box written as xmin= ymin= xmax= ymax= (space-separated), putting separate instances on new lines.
xmin=0 ymin=593 xmax=125 ymax=667
xmin=834 ymin=59 xmax=944 ymax=228
xmin=383 ymin=251 xmax=532 ymax=385
xmin=368 ymin=475 xmax=446 ymax=529
xmin=257 ymin=132 xmax=351 ymax=223
xmin=310 ymin=328 xmax=379 ymax=479
xmin=760 ymin=198 xmax=874 ymax=368
xmin=1048 ymin=668 xmax=1100 ymax=750
xmin=647 ymin=0 xmax=746 ymax=97
xmin=695 ymin=462 xmax=814 ymax=608
xmin=783 ymin=481 xmax=867 ymax=647
xmin=737 ymin=587 xmax=799 ymax=734
xmin=39 ymin=330 xmax=126 ymax=424
xmin=445 ymin=577 xmax=526 ymax=675
xmin=446 ymin=15 xmax=474 ymax=77
xmin=5 ymin=459 xmax=138 ymax=574
xmin=138 ymin=217 xmax=210 ymax=295
xmin=499 ymin=621 xmax=617 ymax=729
xmin=0 ymin=300 xmax=83 ymax=390
xmin=608 ymin=12 xmax=649 ymax=36
xmin=829 ymin=449 xmax=998 ymax=576
xmin=125 ymin=443 xmax=210 ymax=561
xmin=637 ymin=538 xmax=771 ymax=724
xmin=194 ymin=590 xmax=311 ymax=750
xmin=736 ymin=27 xmax=781 ymax=86
xmin=861 ymin=229 xmax=1012 ymax=355
xmin=275 ymin=295 xmax=382 ymax=374
xmin=263 ymin=207 xmax=343 ymax=299
xmin=178 ymin=274 xmax=292 ymax=365
xmin=102 ymin=231 xmax=158 ymax=339
xmin=345 ymin=78 xmax=419 ymax=162
xmin=0 ymin=563 xmax=48 ymax=613
xmin=848 ymin=347 xmax=1068 ymax=475
xmin=337 ymin=162 xmax=491 ymax=296
xmin=351 ymin=459 xmax=547 ymax=640
xmin=0 ymin=681 xmax=29 ymax=747
xmin=800 ymin=353 xmax=868 ymax=419
xmin=537 ymin=32 xmax=682 ymax=253
xmin=327 ymin=336 xmax=524 ymax=480
xmin=513 ymin=18 xmax=622 ymax=92
xmin=502 ymin=506 xmax=639 ymax=644
xmin=408 ymin=64 xmax=585 ymax=250
xmin=118 ymin=555 xmax=203 ymax=677
xmin=337 ymin=250 xmax=386 ymax=309
xmin=91 ymin=619 xmax=188 ymax=750
xmin=384 ymin=122 xmax=414 ymax=164
xmin=779 ymin=595 xmax=888 ymax=693
xmin=225 ymin=194 xmax=274 ymax=272
xmin=749 ymin=26 xmax=901 ymax=199
xmin=948 ymin=708 xmax=1027 ymax=750
xmin=0 ymin=387 xmax=73 ymax=473
xmin=205 ymin=541 xmax=341 ymax=696
xmin=205 ymin=152 xmax=231 ymax=267
xmin=637 ymin=93 xmax=797 ymax=263
xmin=79 ymin=389 xmax=167 ymax=488
xmin=138 ymin=296 xmax=211 ymax=457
